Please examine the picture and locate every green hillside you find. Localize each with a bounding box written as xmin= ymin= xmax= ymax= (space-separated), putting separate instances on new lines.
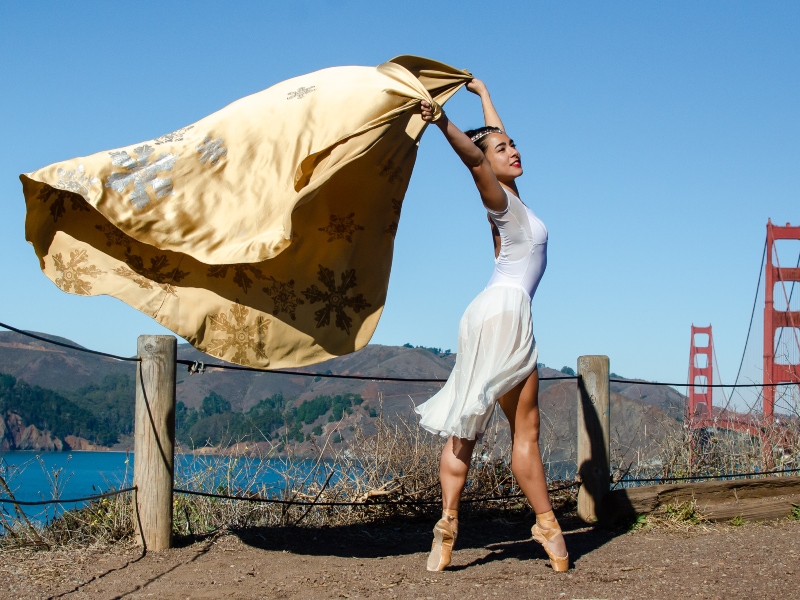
xmin=175 ymin=391 xmax=365 ymax=447
xmin=0 ymin=373 xmax=118 ymax=446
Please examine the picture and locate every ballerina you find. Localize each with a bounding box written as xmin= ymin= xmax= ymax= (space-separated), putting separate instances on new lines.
xmin=415 ymin=79 xmax=569 ymax=572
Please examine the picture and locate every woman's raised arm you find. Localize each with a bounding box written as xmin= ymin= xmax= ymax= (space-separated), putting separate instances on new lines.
xmin=466 ymin=79 xmax=505 ymax=131
xmin=421 ymin=100 xmax=507 ymax=213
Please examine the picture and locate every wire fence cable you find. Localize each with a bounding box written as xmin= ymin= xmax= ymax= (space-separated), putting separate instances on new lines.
xmin=615 ymin=466 xmax=800 ymax=484
xmin=0 ymin=486 xmax=137 ymax=506
xmin=0 ymin=321 xmax=140 ymax=363
xmin=4 ymin=319 xmax=795 ymax=388
xmin=173 ymin=481 xmax=580 ymax=507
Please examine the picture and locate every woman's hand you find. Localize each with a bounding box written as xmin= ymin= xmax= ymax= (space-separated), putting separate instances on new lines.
xmin=420 ymin=100 xmax=445 ymax=124
xmin=466 ymin=78 xmax=488 ymax=96
xmin=468 ymin=78 xmax=504 ymax=131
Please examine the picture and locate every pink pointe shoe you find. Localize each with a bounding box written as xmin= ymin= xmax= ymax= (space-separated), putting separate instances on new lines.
xmin=427 ymin=509 xmax=458 ymax=571
xmin=531 ymin=510 xmax=569 ymax=572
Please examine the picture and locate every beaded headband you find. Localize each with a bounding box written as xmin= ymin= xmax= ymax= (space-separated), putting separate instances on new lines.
xmin=469 ymin=127 xmax=504 ymax=143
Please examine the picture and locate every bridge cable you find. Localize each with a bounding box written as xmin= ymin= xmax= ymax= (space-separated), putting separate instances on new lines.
xmin=725 ymin=239 xmax=767 ymax=406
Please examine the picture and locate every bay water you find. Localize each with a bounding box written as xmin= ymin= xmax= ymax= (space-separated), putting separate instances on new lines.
xmin=0 ymin=451 xmax=307 ymax=524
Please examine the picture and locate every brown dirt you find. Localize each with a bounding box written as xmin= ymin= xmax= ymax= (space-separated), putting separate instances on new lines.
xmin=1 ymin=516 xmax=798 ymax=600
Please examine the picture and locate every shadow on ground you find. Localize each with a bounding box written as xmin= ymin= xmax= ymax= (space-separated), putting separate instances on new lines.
xmin=227 ymin=512 xmax=623 ymax=564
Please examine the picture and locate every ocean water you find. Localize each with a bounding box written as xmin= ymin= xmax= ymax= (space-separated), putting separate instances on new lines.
xmin=0 ymin=451 xmax=316 ymax=523
xmin=0 ymin=451 xmax=577 ymax=525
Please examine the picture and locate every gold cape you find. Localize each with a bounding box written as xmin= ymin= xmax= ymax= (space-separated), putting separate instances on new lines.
xmin=21 ymin=55 xmax=470 ymax=369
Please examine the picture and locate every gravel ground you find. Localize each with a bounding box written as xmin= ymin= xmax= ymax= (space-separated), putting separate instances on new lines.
xmin=1 ymin=516 xmax=798 ymax=599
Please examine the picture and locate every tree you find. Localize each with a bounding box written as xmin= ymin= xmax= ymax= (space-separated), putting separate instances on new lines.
xmin=201 ymin=391 xmax=231 ymax=417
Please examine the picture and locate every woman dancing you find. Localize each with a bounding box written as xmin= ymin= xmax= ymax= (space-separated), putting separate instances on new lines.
xmin=415 ymin=80 xmax=568 ymax=572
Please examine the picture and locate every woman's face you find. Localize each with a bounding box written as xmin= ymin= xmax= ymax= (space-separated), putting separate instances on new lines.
xmin=483 ymin=133 xmax=522 ymax=183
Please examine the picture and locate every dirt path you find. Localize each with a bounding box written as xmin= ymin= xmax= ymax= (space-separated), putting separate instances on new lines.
xmin=2 ymin=517 xmax=798 ymax=599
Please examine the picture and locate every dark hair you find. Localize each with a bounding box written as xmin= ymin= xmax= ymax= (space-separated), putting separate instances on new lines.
xmin=463 ymin=126 xmax=504 ymax=153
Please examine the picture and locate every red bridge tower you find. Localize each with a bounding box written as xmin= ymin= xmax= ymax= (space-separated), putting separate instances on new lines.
xmin=688 ymin=325 xmax=714 ymax=421
xmin=763 ymin=220 xmax=800 ymax=419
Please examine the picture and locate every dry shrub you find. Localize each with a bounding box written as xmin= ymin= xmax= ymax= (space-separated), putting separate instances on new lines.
xmin=1 ymin=406 xmax=578 ymax=549
xmin=173 ymin=407 xmax=576 ymax=534
xmin=611 ymin=383 xmax=800 ymax=486
xmin=629 ymin=500 xmax=710 ymax=533
xmin=0 ymin=454 xmax=136 ymax=550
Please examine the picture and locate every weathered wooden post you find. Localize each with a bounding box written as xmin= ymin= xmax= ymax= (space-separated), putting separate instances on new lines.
xmin=133 ymin=335 xmax=177 ymax=550
xmin=576 ymin=355 xmax=610 ymax=523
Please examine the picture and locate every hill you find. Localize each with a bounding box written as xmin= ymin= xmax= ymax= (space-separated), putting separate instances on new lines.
xmin=0 ymin=330 xmax=685 ymax=455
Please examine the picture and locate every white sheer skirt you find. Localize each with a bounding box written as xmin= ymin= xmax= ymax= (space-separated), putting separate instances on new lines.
xmin=415 ymin=284 xmax=538 ymax=440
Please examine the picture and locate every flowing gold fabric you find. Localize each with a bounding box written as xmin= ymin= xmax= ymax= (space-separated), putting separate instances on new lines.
xmin=21 ymin=56 xmax=470 ymax=368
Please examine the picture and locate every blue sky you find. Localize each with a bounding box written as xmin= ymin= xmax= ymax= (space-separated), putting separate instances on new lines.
xmin=1 ymin=1 xmax=798 ymax=390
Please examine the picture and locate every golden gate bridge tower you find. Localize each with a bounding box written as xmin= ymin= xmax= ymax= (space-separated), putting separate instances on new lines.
xmin=687 ymin=325 xmax=714 ymax=421
xmin=686 ymin=221 xmax=800 ymax=450
xmin=763 ymin=219 xmax=800 ymax=420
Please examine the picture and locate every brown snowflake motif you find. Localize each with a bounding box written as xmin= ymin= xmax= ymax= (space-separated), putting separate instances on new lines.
xmin=37 ymin=185 xmax=89 ymax=223
xmin=124 ymin=253 xmax=189 ymax=285
xmin=379 ymin=159 xmax=403 ymax=184
xmin=52 ymin=250 xmax=104 ymax=295
xmin=262 ymin=276 xmax=304 ymax=320
xmin=207 ymin=302 xmax=269 ymax=366
xmin=95 ymin=224 xmax=136 ymax=250
xmin=302 ymin=265 xmax=371 ymax=335
xmin=386 ymin=198 xmax=403 ymax=237
xmin=207 ymin=264 xmax=267 ymax=294
xmin=112 ymin=266 xmax=178 ymax=297
xmin=318 ymin=213 xmax=365 ymax=243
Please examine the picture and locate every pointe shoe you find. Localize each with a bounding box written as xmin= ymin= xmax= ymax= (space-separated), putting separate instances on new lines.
xmin=531 ymin=510 xmax=569 ymax=572
xmin=427 ymin=510 xmax=458 ymax=571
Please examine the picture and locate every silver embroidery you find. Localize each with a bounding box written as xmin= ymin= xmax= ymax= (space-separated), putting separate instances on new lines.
xmin=287 ymin=86 xmax=315 ymax=100
xmin=196 ymin=137 xmax=227 ymax=165
xmin=153 ymin=125 xmax=194 ymax=145
xmin=105 ymin=145 xmax=178 ymax=210
xmin=55 ymin=164 xmax=99 ymax=196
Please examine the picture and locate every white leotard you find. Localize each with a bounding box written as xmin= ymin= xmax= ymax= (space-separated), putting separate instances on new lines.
xmin=485 ymin=189 xmax=548 ymax=300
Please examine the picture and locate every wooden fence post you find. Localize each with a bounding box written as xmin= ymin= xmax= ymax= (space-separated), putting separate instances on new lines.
xmin=576 ymin=355 xmax=610 ymax=523
xmin=133 ymin=335 xmax=177 ymax=551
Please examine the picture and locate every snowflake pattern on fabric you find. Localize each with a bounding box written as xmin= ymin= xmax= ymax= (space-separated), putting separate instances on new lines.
xmin=112 ymin=266 xmax=178 ymax=297
xmin=52 ymin=250 xmax=104 ymax=295
xmin=105 ymin=145 xmax=178 ymax=209
xmin=153 ymin=125 xmax=194 ymax=145
xmin=386 ymin=198 xmax=403 ymax=238
xmin=37 ymin=185 xmax=90 ymax=223
xmin=318 ymin=213 xmax=365 ymax=243
xmin=196 ymin=137 xmax=227 ymax=165
xmin=302 ymin=265 xmax=371 ymax=335
xmin=287 ymin=86 xmax=315 ymax=100
xmin=120 ymin=254 xmax=189 ymax=297
xmin=207 ymin=264 xmax=266 ymax=294
xmin=379 ymin=159 xmax=403 ymax=184
xmin=262 ymin=276 xmax=304 ymax=320
xmin=93 ymin=223 xmax=188 ymax=296
xmin=55 ymin=164 xmax=99 ymax=196
xmin=207 ymin=302 xmax=269 ymax=366
xmin=95 ymin=223 xmax=136 ymax=250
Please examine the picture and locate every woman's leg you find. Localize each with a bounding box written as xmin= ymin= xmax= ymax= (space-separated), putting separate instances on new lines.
xmin=499 ymin=369 xmax=567 ymax=559
xmin=439 ymin=435 xmax=477 ymax=510
xmin=427 ymin=435 xmax=477 ymax=571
